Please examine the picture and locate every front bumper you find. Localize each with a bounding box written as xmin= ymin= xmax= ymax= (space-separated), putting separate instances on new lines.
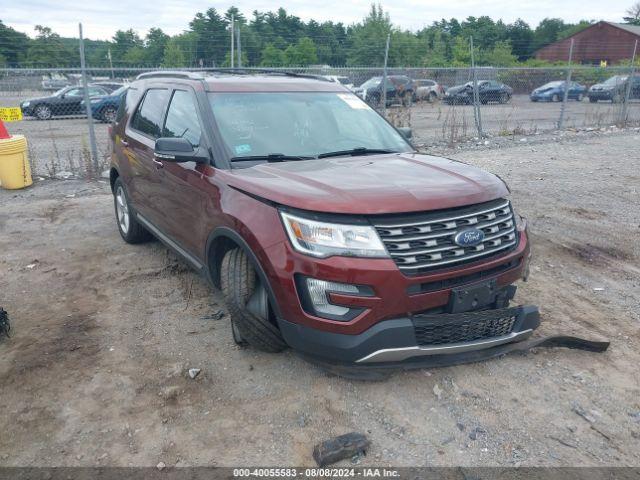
xmin=279 ymin=304 xmax=540 ymax=365
xmin=588 ymin=91 xmax=613 ymax=100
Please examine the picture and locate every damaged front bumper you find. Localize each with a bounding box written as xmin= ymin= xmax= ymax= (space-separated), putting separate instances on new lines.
xmin=280 ymin=305 xmax=610 ymax=379
xmin=279 ymin=305 xmax=540 ymax=365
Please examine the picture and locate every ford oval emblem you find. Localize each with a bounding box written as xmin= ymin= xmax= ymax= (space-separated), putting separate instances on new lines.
xmin=454 ymin=229 xmax=485 ymax=247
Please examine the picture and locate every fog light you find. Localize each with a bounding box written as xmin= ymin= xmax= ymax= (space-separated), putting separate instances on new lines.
xmin=297 ymin=276 xmax=373 ymax=321
xmin=306 ymin=278 xmax=358 ymax=317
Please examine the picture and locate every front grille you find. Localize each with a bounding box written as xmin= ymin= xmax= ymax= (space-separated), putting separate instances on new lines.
xmin=412 ymin=307 xmax=519 ymax=346
xmin=371 ymin=198 xmax=517 ymax=274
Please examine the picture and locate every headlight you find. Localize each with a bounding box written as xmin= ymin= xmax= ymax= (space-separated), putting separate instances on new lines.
xmin=22 ymin=101 xmax=30 ymax=107
xmin=280 ymin=211 xmax=388 ymax=258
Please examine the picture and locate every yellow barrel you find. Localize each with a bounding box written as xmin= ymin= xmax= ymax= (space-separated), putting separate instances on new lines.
xmin=0 ymin=135 xmax=32 ymax=190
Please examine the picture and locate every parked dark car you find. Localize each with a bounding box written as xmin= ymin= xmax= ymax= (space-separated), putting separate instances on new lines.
xmin=444 ymin=80 xmax=512 ymax=105
xmin=588 ymin=75 xmax=640 ymax=103
xmin=81 ymin=85 xmax=128 ymax=123
xmin=108 ymin=71 xmax=536 ymax=370
xmin=354 ymin=75 xmax=415 ymax=106
xmin=530 ymin=81 xmax=586 ymax=102
xmin=20 ymin=85 xmax=111 ymax=120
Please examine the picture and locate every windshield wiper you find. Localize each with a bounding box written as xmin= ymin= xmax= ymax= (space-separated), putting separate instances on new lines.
xmin=230 ymin=153 xmax=314 ymax=163
xmin=317 ymin=147 xmax=399 ymax=159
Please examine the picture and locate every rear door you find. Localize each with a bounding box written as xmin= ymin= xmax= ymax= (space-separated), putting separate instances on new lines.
xmin=123 ymin=87 xmax=170 ymax=224
xmin=154 ymin=88 xmax=209 ymax=256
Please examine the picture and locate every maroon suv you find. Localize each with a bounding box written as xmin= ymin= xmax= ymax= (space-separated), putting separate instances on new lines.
xmin=109 ymin=71 xmax=538 ymax=370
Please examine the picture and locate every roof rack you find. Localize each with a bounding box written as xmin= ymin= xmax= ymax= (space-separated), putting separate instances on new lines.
xmin=205 ymin=68 xmax=332 ymax=82
xmin=134 ymin=68 xmax=332 ymax=83
xmin=135 ymin=71 xmax=205 ymax=80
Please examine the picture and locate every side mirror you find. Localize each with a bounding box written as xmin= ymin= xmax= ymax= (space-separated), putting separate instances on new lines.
xmin=397 ymin=127 xmax=412 ymax=139
xmin=154 ymin=137 xmax=208 ymax=164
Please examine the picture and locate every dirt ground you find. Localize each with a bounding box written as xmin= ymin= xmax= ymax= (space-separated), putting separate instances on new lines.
xmin=0 ymin=130 xmax=639 ymax=468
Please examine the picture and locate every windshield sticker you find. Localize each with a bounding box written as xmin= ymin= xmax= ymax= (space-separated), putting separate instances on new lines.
xmin=337 ymin=93 xmax=370 ymax=110
xmin=234 ymin=144 xmax=252 ymax=155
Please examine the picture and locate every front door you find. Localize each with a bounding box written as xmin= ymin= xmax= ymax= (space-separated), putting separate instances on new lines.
xmin=153 ymin=88 xmax=209 ymax=258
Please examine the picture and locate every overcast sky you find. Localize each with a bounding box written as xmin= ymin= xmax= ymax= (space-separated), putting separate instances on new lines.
xmin=2 ymin=0 xmax=634 ymax=39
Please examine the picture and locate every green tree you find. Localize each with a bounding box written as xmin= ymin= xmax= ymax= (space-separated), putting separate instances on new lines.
xmin=123 ymin=46 xmax=146 ymax=65
xmin=260 ymin=43 xmax=285 ymax=66
xmin=284 ymin=37 xmax=318 ymax=65
xmin=145 ymin=28 xmax=169 ymax=66
xmin=421 ymin=30 xmax=449 ymax=67
xmin=506 ymin=19 xmax=534 ymax=60
xmin=481 ymin=40 xmax=518 ymax=66
xmin=111 ymin=29 xmax=143 ymax=63
xmin=348 ymin=4 xmax=393 ymax=66
xmin=26 ymin=25 xmax=73 ymax=66
xmin=162 ymin=38 xmax=186 ymax=67
xmin=189 ymin=8 xmax=229 ymax=66
xmin=0 ymin=20 xmax=29 ymax=65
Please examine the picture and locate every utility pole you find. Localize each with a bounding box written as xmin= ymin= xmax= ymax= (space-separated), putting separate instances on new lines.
xmin=470 ymin=36 xmax=483 ymax=138
xmin=236 ymin=24 xmax=242 ymax=67
xmin=621 ymin=39 xmax=638 ymax=125
xmin=381 ymin=32 xmax=390 ymax=116
xmin=107 ymin=48 xmax=114 ymax=78
xmin=230 ymin=14 xmax=235 ymax=68
xmin=78 ymin=23 xmax=99 ymax=176
xmin=558 ymin=38 xmax=574 ymax=129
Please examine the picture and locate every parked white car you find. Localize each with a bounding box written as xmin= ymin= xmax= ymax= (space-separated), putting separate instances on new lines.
xmin=414 ymin=79 xmax=445 ymax=102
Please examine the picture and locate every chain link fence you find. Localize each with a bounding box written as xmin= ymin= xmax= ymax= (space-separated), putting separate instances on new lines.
xmin=1 ymin=64 xmax=639 ymax=178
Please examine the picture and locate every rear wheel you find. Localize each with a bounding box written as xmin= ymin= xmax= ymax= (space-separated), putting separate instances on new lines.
xmin=220 ymin=248 xmax=286 ymax=353
xmin=34 ymin=104 xmax=52 ymax=120
xmin=551 ymin=94 xmax=560 ymax=102
xmin=113 ymin=178 xmax=151 ymax=244
xmin=576 ymin=93 xmax=584 ymax=102
xmin=429 ymin=91 xmax=438 ymax=103
xmin=101 ymin=106 xmax=117 ymax=123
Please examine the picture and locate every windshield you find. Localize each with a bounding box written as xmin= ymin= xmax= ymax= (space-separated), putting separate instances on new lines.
xmin=208 ymin=92 xmax=411 ymax=160
xmin=360 ymin=77 xmax=381 ymax=89
xmin=53 ymin=87 xmax=69 ymax=96
xmin=540 ymin=81 xmax=563 ymax=89
xmin=603 ymin=76 xmax=627 ymax=85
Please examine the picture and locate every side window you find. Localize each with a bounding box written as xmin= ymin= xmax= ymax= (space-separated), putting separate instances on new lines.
xmin=163 ymin=90 xmax=202 ymax=147
xmin=66 ymin=88 xmax=82 ymax=97
xmin=88 ymin=87 xmax=105 ymax=96
xmin=130 ymin=88 xmax=169 ymax=138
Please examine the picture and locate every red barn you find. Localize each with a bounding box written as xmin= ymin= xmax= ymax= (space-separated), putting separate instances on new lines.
xmin=535 ymin=21 xmax=640 ymax=65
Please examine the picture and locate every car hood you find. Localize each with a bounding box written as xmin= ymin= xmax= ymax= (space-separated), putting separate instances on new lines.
xmin=446 ymin=85 xmax=470 ymax=95
xmin=224 ymin=153 xmax=508 ymax=214
xmin=532 ymin=87 xmax=556 ymax=94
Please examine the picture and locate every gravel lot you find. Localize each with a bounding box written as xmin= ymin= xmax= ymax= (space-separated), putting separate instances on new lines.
xmin=2 ymin=91 xmax=639 ymax=177
xmin=0 ymin=129 xmax=639 ymax=468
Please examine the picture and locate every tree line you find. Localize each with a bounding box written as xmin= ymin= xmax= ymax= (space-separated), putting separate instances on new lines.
xmin=0 ymin=4 xmax=636 ymax=69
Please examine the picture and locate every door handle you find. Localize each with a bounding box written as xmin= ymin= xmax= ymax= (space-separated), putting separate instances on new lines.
xmin=152 ymin=157 xmax=164 ymax=169
xmin=120 ymin=138 xmax=129 ymax=147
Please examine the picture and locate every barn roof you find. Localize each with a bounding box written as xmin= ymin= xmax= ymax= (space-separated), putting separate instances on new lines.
xmin=607 ymin=22 xmax=640 ymax=37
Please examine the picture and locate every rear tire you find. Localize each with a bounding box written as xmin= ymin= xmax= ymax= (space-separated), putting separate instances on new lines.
xmin=113 ymin=178 xmax=152 ymax=244
xmin=101 ymin=106 xmax=117 ymax=123
xmin=220 ymin=248 xmax=286 ymax=353
xmin=551 ymin=94 xmax=560 ymax=102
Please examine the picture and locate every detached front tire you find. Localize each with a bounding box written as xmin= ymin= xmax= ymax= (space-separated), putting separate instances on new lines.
xmin=220 ymin=248 xmax=287 ymax=353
